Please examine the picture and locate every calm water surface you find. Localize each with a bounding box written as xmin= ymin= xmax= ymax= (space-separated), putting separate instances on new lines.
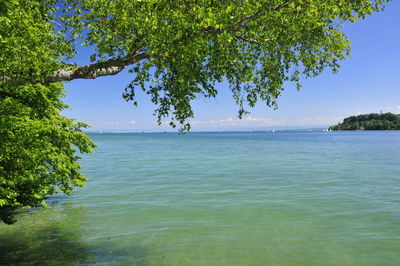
xmin=1 ymin=131 xmax=400 ymax=265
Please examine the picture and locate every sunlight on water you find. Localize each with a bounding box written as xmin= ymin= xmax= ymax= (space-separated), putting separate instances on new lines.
xmin=1 ymin=131 xmax=400 ymax=265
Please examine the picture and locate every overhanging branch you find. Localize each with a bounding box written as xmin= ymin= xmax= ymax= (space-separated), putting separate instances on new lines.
xmin=2 ymin=2 xmax=289 ymax=87
xmin=1 ymin=52 xmax=150 ymax=86
xmin=48 ymin=52 xmax=150 ymax=83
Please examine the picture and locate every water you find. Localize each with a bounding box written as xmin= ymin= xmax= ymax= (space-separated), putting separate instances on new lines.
xmin=1 ymin=131 xmax=400 ymax=265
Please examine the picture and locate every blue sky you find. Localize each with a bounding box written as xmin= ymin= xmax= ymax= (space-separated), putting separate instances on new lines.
xmin=62 ymin=2 xmax=400 ymax=132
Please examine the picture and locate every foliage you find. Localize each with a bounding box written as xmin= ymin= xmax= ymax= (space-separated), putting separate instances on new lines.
xmin=62 ymin=0 xmax=390 ymax=130
xmin=0 ymin=0 xmax=94 ymax=224
xmin=329 ymin=113 xmax=400 ymax=130
xmin=0 ymin=0 xmax=391 ymax=223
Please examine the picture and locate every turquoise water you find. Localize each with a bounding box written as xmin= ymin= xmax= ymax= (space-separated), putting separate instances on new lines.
xmin=1 ymin=131 xmax=400 ymax=265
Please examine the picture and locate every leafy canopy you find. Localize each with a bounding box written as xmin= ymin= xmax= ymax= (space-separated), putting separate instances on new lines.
xmin=0 ymin=0 xmax=390 ymax=223
xmin=63 ymin=0 xmax=389 ymax=130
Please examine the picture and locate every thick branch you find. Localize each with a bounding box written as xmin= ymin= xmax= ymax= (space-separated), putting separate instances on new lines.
xmin=1 ymin=52 xmax=149 ymax=86
xmin=49 ymin=52 xmax=149 ymax=83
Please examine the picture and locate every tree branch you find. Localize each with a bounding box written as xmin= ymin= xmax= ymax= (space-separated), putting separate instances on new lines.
xmin=1 ymin=1 xmax=289 ymax=87
xmin=48 ymin=52 xmax=150 ymax=83
xmin=1 ymin=52 xmax=150 ymax=86
xmin=204 ymin=1 xmax=289 ymax=34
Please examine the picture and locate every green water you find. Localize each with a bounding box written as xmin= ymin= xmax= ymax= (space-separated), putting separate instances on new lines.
xmin=1 ymin=131 xmax=400 ymax=265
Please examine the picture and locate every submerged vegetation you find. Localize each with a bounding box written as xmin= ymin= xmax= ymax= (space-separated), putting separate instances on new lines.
xmin=329 ymin=113 xmax=400 ymax=130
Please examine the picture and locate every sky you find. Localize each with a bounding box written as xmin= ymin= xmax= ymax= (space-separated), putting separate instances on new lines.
xmin=62 ymin=2 xmax=400 ymax=132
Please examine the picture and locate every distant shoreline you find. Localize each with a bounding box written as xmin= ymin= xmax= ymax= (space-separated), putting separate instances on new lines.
xmin=84 ymin=129 xmax=399 ymax=135
xmin=329 ymin=113 xmax=400 ymax=131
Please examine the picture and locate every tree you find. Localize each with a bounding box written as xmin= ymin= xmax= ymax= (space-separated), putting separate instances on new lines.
xmin=329 ymin=113 xmax=400 ymax=130
xmin=0 ymin=0 xmax=390 ymax=223
xmin=0 ymin=0 xmax=95 ymax=224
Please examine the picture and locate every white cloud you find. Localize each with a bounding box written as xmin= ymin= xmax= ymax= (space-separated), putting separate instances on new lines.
xmin=159 ymin=120 xmax=171 ymax=126
xmin=382 ymin=106 xmax=400 ymax=113
xmin=296 ymin=116 xmax=343 ymax=126
xmin=159 ymin=115 xmax=345 ymax=129
xmin=190 ymin=116 xmax=287 ymax=127
xmin=102 ymin=121 xmax=121 ymax=125
xmin=93 ymin=121 xmax=138 ymax=129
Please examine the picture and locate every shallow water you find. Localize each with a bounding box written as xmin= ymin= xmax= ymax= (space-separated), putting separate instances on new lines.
xmin=1 ymin=131 xmax=400 ymax=265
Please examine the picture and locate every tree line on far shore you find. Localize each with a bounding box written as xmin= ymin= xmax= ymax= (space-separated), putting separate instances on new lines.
xmin=329 ymin=112 xmax=400 ymax=130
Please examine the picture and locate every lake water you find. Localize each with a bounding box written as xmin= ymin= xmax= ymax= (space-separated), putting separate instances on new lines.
xmin=1 ymin=131 xmax=400 ymax=265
